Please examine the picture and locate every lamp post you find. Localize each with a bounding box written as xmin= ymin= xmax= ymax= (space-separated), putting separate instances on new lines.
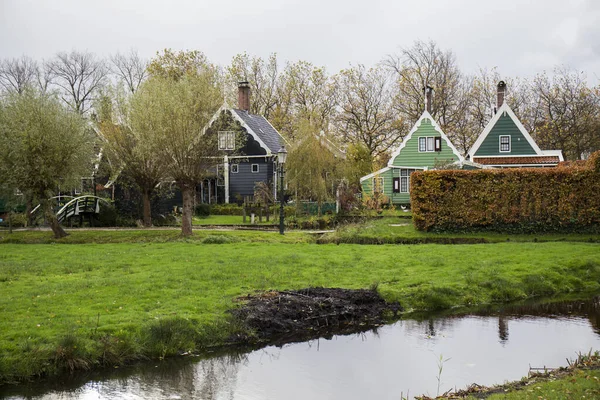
xmin=277 ymin=146 xmax=287 ymax=235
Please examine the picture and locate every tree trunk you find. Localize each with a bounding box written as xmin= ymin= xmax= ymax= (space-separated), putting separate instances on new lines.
xmin=142 ymin=188 xmax=152 ymax=227
xmin=180 ymin=182 xmax=194 ymax=237
xmin=41 ymin=197 xmax=68 ymax=239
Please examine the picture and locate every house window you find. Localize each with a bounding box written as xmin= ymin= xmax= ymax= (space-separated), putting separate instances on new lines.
xmin=251 ymin=164 xmax=259 ymax=173
xmin=500 ymin=135 xmax=511 ymax=152
xmin=231 ymin=164 xmax=239 ymax=173
xmin=400 ymin=169 xmax=415 ymax=193
xmin=419 ymin=137 xmax=440 ymax=152
xmin=373 ymin=177 xmax=384 ymax=194
xmin=393 ymin=177 xmax=400 ymax=193
xmin=218 ymin=131 xmax=236 ymax=151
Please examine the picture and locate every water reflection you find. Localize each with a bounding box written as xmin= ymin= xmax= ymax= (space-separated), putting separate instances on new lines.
xmin=3 ymin=297 xmax=600 ymax=400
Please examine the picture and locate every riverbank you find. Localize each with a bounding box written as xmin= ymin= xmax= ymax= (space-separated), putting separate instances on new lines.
xmin=416 ymin=350 xmax=600 ymax=399
xmin=1 ymin=230 xmax=599 ymax=385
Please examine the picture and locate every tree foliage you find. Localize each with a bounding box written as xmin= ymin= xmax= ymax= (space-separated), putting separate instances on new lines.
xmin=335 ymin=64 xmax=403 ymax=158
xmin=0 ymin=89 xmax=94 ymax=237
xmin=131 ymin=56 xmax=222 ymax=235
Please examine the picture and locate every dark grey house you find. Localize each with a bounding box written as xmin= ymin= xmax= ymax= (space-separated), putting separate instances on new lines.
xmin=200 ymin=82 xmax=287 ymax=204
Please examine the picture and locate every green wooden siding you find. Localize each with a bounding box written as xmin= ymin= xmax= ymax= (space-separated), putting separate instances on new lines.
xmin=390 ymin=118 xmax=458 ymax=167
xmin=360 ymin=168 xmax=415 ymax=205
xmin=474 ymin=112 xmax=536 ymax=156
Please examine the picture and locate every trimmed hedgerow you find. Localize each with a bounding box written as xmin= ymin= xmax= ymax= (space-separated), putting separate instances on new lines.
xmin=411 ymin=151 xmax=600 ymax=233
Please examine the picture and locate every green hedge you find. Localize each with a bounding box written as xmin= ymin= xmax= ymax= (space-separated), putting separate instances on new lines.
xmin=411 ymin=151 xmax=600 ymax=233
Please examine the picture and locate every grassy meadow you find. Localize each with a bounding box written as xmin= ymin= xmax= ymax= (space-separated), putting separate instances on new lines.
xmin=0 ymin=227 xmax=599 ymax=384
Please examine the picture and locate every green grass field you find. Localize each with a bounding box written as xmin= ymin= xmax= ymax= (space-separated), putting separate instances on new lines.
xmin=1 ymin=227 xmax=599 ymax=384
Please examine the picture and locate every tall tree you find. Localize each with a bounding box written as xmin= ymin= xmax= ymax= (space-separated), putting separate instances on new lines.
xmin=335 ymin=64 xmax=403 ymax=159
xmin=47 ymin=50 xmax=108 ymax=114
xmin=0 ymin=89 xmax=94 ymax=238
xmin=533 ymin=67 xmax=600 ymax=160
xmin=0 ymin=56 xmax=40 ymax=95
xmin=110 ymin=50 xmax=148 ymax=94
xmin=385 ymin=40 xmax=463 ymax=127
xmin=226 ymin=52 xmax=280 ymax=118
xmin=286 ymin=121 xmax=340 ymax=214
xmin=96 ymin=86 xmax=165 ymax=226
xmin=279 ymin=60 xmax=338 ymax=140
xmin=134 ymin=51 xmax=222 ymax=235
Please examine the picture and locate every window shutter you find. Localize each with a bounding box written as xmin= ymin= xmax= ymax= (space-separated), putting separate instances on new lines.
xmin=435 ymin=137 xmax=442 ymax=152
xmin=393 ymin=177 xmax=400 ymax=193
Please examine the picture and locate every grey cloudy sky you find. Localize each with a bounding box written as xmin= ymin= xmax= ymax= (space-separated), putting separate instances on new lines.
xmin=1 ymin=0 xmax=599 ymax=80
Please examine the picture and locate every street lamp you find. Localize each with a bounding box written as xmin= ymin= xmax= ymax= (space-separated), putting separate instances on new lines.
xmin=277 ymin=146 xmax=287 ymax=235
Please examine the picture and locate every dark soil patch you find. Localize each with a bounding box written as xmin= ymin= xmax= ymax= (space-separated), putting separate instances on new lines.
xmin=230 ymin=287 xmax=402 ymax=344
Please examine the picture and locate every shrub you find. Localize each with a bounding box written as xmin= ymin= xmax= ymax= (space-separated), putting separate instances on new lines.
xmin=194 ymin=203 xmax=210 ymax=217
xmin=95 ymin=204 xmax=118 ymax=227
xmin=0 ymin=213 xmax=27 ymax=228
xmin=411 ymin=151 xmax=600 ymax=232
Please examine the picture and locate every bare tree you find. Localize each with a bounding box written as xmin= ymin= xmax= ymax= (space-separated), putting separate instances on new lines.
xmin=335 ymin=64 xmax=403 ymax=159
xmin=47 ymin=50 xmax=108 ymax=114
xmin=226 ymin=52 xmax=281 ymax=118
xmin=533 ymin=67 xmax=600 ymax=160
xmin=0 ymin=56 xmax=40 ymax=95
xmin=384 ymin=40 xmax=464 ymax=131
xmin=110 ymin=49 xmax=148 ymax=94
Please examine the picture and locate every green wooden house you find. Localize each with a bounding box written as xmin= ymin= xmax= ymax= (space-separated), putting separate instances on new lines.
xmin=360 ymin=92 xmax=464 ymax=205
xmin=467 ymin=81 xmax=563 ymax=167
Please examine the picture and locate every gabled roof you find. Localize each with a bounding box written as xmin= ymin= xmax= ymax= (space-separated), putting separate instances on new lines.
xmin=231 ymin=109 xmax=287 ymax=155
xmin=387 ymin=111 xmax=464 ymax=166
xmin=467 ymin=102 xmax=541 ymax=159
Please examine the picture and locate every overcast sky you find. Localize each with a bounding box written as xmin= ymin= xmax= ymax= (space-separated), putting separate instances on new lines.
xmin=1 ymin=0 xmax=599 ymax=81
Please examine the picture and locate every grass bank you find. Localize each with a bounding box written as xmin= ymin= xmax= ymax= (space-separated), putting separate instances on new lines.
xmin=319 ymin=217 xmax=600 ymax=244
xmin=418 ymin=351 xmax=600 ymax=399
xmin=1 ymin=233 xmax=599 ymax=384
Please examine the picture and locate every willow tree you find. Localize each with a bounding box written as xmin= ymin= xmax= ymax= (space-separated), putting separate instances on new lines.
xmin=286 ymin=121 xmax=340 ymax=216
xmin=131 ymin=72 xmax=222 ymax=236
xmin=0 ymin=89 xmax=94 ymax=238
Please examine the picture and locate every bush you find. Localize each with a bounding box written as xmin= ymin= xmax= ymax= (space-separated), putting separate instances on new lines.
xmin=95 ymin=204 xmax=118 ymax=227
xmin=0 ymin=213 xmax=27 ymax=228
xmin=153 ymin=214 xmax=178 ymax=226
xmin=194 ymin=204 xmax=210 ymax=217
xmin=411 ymin=151 xmax=600 ymax=233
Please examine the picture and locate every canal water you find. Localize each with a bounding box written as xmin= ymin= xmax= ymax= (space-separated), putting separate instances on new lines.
xmin=3 ymin=297 xmax=600 ymax=399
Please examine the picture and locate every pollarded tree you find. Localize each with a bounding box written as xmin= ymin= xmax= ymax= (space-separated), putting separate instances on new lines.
xmin=0 ymin=89 xmax=94 ymax=238
xmin=131 ymin=72 xmax=222 ymax=236
xmin=96 ymin=85 xmax=165 ymax=227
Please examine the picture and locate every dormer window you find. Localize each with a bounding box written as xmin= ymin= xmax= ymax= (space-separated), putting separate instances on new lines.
xmin=500 ymin=135 xmax=511 ymax=152
xmin=218 ymin=131 xmax=235 ymax=151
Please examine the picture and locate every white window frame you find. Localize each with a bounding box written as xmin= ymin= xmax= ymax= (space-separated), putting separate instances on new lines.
xmin=373 ymin=177 xmax=384 ymax=194
xmin=400 ymin=169 xmax=410 ymax=193
xmin=499 ymin=135 xmax=511 ymax=152
xmin=251 ymin=164 xmax=259 ymax=173
xmin=218 ymin=131 xmax=236 ymax=151
xmin=231 ymin=164 xmax=239 ymax=173
xmin=418 ymin=136 xmax=440 ymax=152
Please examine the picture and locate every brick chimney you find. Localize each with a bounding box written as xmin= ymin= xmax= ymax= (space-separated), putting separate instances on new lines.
xmin=423 ymin=85 xmax=434 ymax=113
xmin=497 ymin=81 xmax=506 ymax=110
xmin=237 ymin=81 xmax=250 ymax=112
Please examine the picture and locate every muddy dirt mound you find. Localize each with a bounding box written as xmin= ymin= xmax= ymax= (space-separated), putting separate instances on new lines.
xmin=230 ymin=287 xmax=402 ymax=344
